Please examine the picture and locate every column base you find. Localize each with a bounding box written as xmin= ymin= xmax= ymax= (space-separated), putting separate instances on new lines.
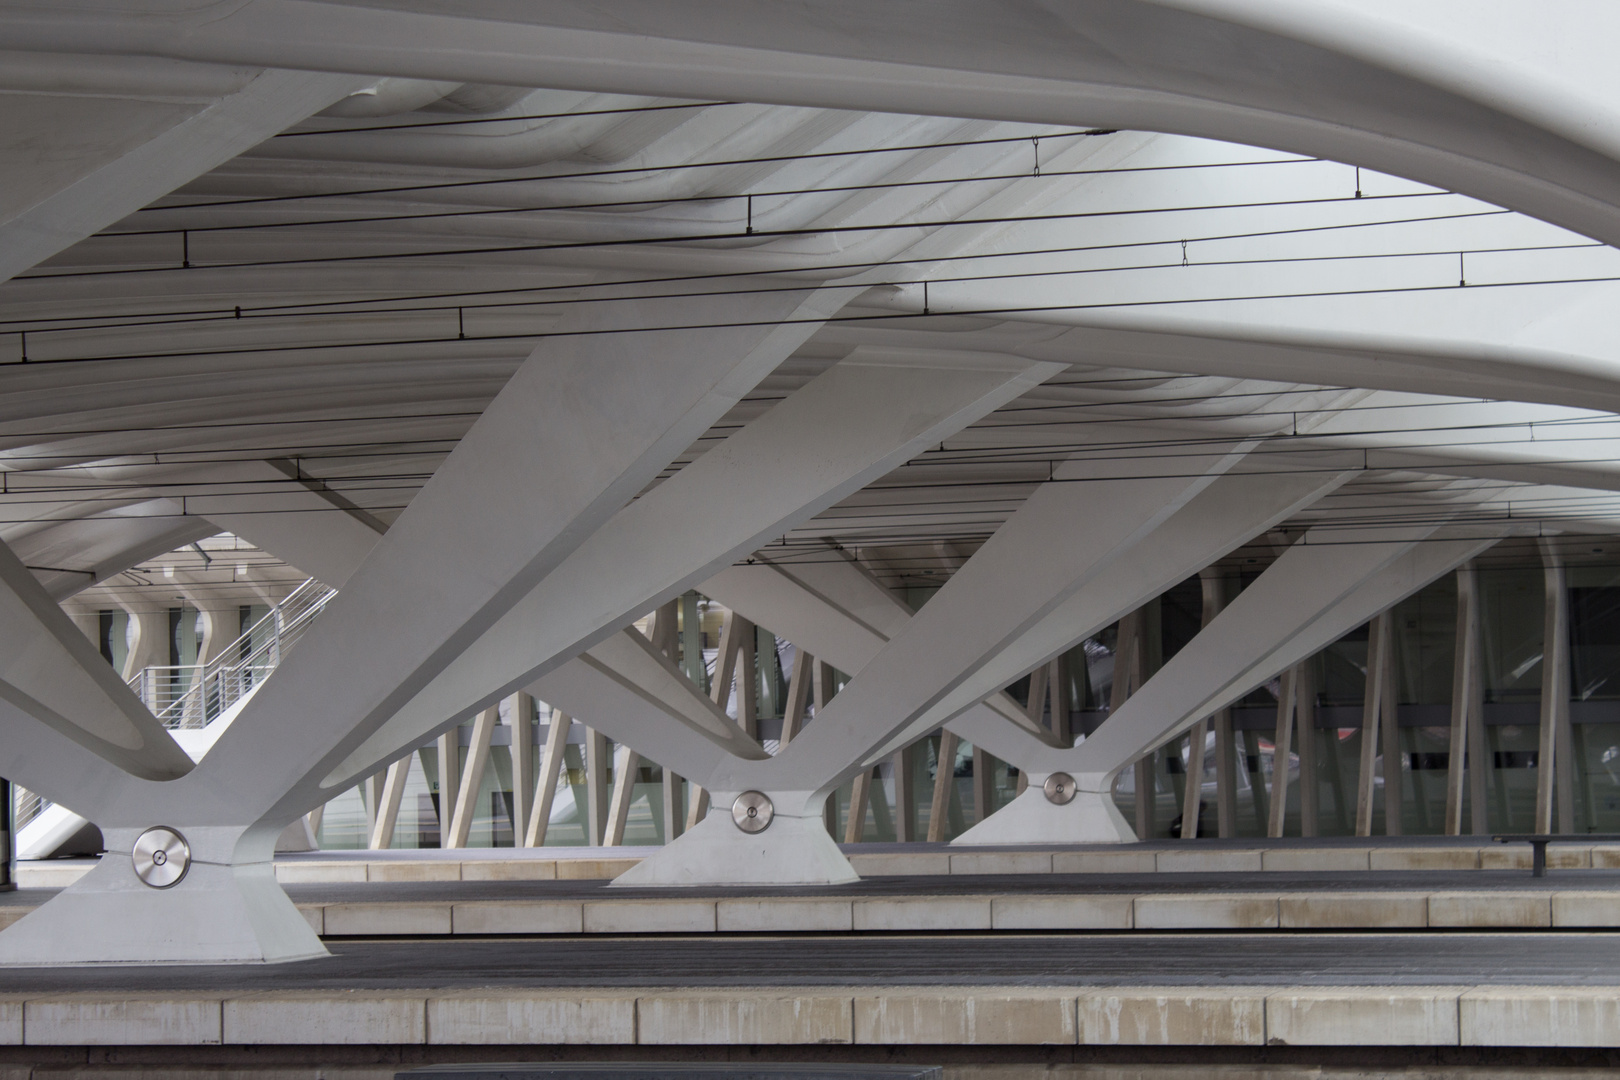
xmin=0 ymin=826 xmax=326 ymax=966
xmin=952 ymin=775 xmax=1137 ymax=845
xmin=613 ymin=804 xmax=858 ymax=886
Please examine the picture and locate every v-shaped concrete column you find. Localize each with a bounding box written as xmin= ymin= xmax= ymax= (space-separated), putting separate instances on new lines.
xmin=669 ymin=460 xmax=1347 ymax=859
xmin=330 ymin=348 xmax=1059 ymax=789
xmin=0 ymin=285 xmax=847 ymax=965
xmin=952 ymin=522 xmax=1505 ymax=845
xmin=618 ymin=440 xmax=1278 ymax=884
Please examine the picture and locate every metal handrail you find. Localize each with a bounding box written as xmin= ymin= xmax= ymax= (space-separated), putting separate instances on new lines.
xmin=18 ymin=584 xmax=336 ymax=840
xmin=125 ymin=577 xmax=337 ymax=728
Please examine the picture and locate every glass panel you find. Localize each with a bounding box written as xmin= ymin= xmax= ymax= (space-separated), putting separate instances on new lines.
xmin=313 ymin=785 xmax=368 ymax=849
xmin=1571 ymin=586 xmax=1620 ymax=702
xmin=1480 ymin=566 xmax=1545 ymax=703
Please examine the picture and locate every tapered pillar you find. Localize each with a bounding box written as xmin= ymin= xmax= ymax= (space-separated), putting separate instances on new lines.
xmin=367 ymin=755 xmax=411 ymax=850
xmin=845 ymin=769 xmax=873 ymax=843
xmin=603 ymin=744 xmax=641 ymax=846
xmin=927 ymin=730 xmax=961 ymax=842
xmin=447 ymin=706 xmax=498 ymax=849
xmin=436 ymin=726 xmax=460 ymax=843
xmin=972 ymin=747 xmax=994 ymax=827
xmin=892 ymin=745 xmax=916 ymax=842
xmin=1355 ymin=611 xmax=1393 ymax=837
xmin=1379 ymin=617 xmax=1403 ymax=837
xmin=1213 ymin=708 xmax=1237 ymax=838
xmin=509 ymin=693 xmax=535 ymax=845
xmin=523 ymin=710 xmax=571 ymax=847
xmin=1267 ymin=666 xmax=1297 ymax=838
xmin=663 ymin=770 xmax=685 ymax=842
xmin=1183 ymin=568 xmax=1226 ymax=839
xmin=782 ymin=649 xmax=813 ymax=743
xmin=1111 ymin=608 xmax=1150 ymax=838
xmin=1537 ymin=541 xmax=1571 ymax=834
xmin=1445 ymin=563 xmax=1482 ymax=835
xmin=1296 ymin=663 xmax=1319 ymax=838
xmin=585 ymin=726 xmax=609 ymax=846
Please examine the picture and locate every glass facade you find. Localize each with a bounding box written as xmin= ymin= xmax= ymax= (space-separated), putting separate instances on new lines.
xmin=1106 ymin=561 xmax=1620 ymax=839
xmin=99 ymin=564 xmax=1620 ymax=851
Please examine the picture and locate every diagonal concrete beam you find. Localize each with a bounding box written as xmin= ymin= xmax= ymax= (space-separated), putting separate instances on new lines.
xmin=528 ymin=632 xmax=747 ymax=786
xmin=0 ymin=286 xmax=850 ymax=967
xmin=618 ymin=441 xmax=1296 ymax=885
xmin=1073 ymin=526 xmax=1506 ymax=781
xmin=577 ymin=628 xmax=766 ymax=766
xmin=186 ymin=285 xmax=852 ymax=829
xmin=951 ymin=522 xmax=1506 ymax=845
xmin=701 ymin=553 xmax=1052 ymax=747
xmin=914 ymin=465 xmax=1357 ymax=760
xmin=709 ymin=442 xmax=1264 ymax=808
xmin=10 ymin=509 xmax=216 ymax=601
xmin=156 ymin=460 xmax=386 ymax=589
xmin=0 ymin=539 xmax=191 ymax=802
xmin=0 ymin=66 xmax=367 ymax=283
xmin=330 ymin=348 xmax=1059 ymax=788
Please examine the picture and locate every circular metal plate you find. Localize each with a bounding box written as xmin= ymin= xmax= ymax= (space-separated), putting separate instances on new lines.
xmin=1043 ymin=772 xmax=1077 ymax=806
xmin=132 ymin=826 xmax=190 ymax=889
xmin=731 ymin=790 xmax=774 ymax=834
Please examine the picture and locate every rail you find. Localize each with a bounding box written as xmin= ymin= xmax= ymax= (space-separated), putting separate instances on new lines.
xmin=126 ymin=577 xmax=336 ymax=728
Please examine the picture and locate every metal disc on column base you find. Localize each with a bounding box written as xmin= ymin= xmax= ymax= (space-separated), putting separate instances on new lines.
xmin=1043 ymin=772 xmax=1077 ymax=805
xmin=731 ymin=790 xmax=774 ymax=833
xmin=131 ymin=826 xmax=190 ymax=888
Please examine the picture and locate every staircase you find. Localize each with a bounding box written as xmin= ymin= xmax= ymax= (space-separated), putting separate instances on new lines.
xmin=125 ymin=577 xmax=336 ymax=728
xmin=13 ymin=578 xmax=336 ymax=854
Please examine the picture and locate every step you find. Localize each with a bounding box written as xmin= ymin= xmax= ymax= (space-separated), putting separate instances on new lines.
xmin=4 ymin=983 xmax=1619 ymax=1048
xmin=8 ymin=881 xmax=1617 ymax=935
xmin=17 ymin=838 xmax=1613 ymax=890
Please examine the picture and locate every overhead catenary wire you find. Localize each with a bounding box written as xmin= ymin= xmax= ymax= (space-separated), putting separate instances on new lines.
xmin=139 ymin=127 xmax=1126 ymax=213
xmin=4 ymin=268 xmax=1617 ymax=370
xmin=7 ymin=112 xmax=1617 ymax=586
xmin=20 ymin=189 xmax=1473 ymax=282
xmin=11 ymin=203 xmax=1514 ymax=335
xmin=105 ymin=155 xmax=1329 ymax=238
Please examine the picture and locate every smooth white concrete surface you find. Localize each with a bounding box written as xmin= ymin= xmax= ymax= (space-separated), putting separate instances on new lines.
xmin=0 ymin=835 xmax=325 ymax=966
xmin=952 ymin=784 xmax=1136 ymax=846
xmin=12 ymin=3 xmax=1620 ymax=249
xmin=0 ymin=66 xmax=366 ymax=283
xmin=612 ymin=809 xmax=858 ymax=887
